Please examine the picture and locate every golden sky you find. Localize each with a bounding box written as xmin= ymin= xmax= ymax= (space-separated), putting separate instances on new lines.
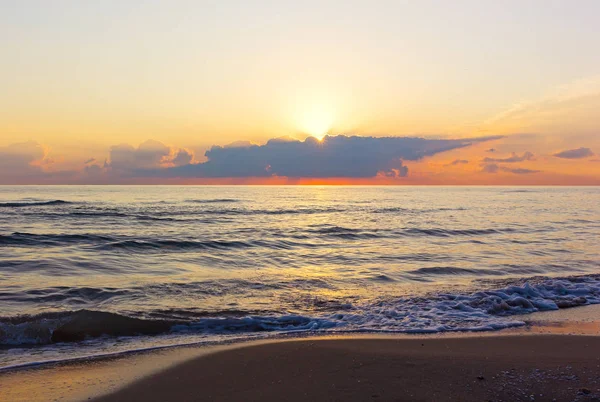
xmin=1 ymin=1 xmax=599 ymax=184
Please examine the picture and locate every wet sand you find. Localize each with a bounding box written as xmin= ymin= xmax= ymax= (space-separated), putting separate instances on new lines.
xmin=2 ymin=307 xmax=600 ymax=402
xmin=90 ymin=335 xmax=600 ymax=402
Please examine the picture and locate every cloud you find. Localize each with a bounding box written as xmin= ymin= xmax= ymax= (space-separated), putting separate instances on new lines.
xmin=108 ymin=140 xmax=171 ymax=171
xmin=0 ymin=141 xmax=47 ymax=174
xmin=69 ymin=140 xmax=196 ymax=182
xmin=447 ymin=159 xmax=469 ymax=166
xmin=486 ymin=75 xmax=600 ymax=137
xmin=83 ymin=163 xmax=104 ymax=177
xmin=483 ymin=151 xmax=534 ymax=163
xmin=481 ymin=163 xmax=540 ymax=175
xmin=144 ymin=135 xmax=498 ymax=179
xmin=0 ymin=141 xmax=82 ymax=184
xmin=106 ymin=140 xmax=194 ymax=172
xmin=171 ymin=149 xmax=194 ymax=167
xmin=504 ymin=167 xmax=540 ymax=174
xmin=377 ymin=166 xmax=409 ymax=178
xmin=553 ymin=147 xmax=595 ymax=159
xmin=224 ymin=140 xmax=256 ymax=148
xmin=482 ymin=163 xmax=500 ymax=174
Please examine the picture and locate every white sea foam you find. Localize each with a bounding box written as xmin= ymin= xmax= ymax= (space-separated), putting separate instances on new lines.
xmin=2 ymin=275 xmax=600 ymax=370
xmin=324 ymin=276 xmax=600 ymax=332
xmin=2 ymin=275 xmax=600 ymax=349
xmin=0 ymin=319 xmax=61 ymax=346
xmin=169 ymin=275 xmax=600 ymax=335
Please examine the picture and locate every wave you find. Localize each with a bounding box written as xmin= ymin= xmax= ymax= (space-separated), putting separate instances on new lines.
xmin=0 ymin=286 xmax=130 ymax=304
xmin=324 ymin=275 xmax=600 ymax=332
xmin=187 ymin=199 xmax=240 ymax=204
xmin=67 ymin=207 xmax=345 ymax=217
xmin=299 ymin=225 xmax=518 ymax=240
xmin=306 ymin=225 xmax=382 ymax=240
xmin=5 ymin=227 xmax=525 ymax=245
xmin=306 ymin=226 xmax=521 ymax=240
xmin=207 ymin=207 xmax=346 ymax=216
xmin=0 ymin=310 xmax=176 ymax=345
xmin=0 ymin=278 xmax=335 ymax=307
xmin=10 ymin=204 xmax=469 ymax=220
xmin=35 ymin=211 xmax=221 ymax=224
xmin=2 ymin=275 xmax=599 ymax=347
xmin=0 ymin=200 xmax=72 ymax=208
xmin=12 ymin=205 xmax=475 ymax=223
xmin=97 ymin=238 xmax=319 ymax=251
xmin=372 ymin=207 xmax=466 ymax=214
xmin=503 ymin=189 xmax=537 ymax=193
xmin=0 ymin=226 xmax=536 ymax=250
xmin=22 ymin=206 xmax=346 ymax=220
xmin=0 ymin=232 xmax=113 ymax=246
xmin=0 ymin=309 xmax=330 ymax=346
xmin=97 ymin=239 xmax=257 ymax=251
xmin=0 ymin=233 xmax=253 ymax=250
xmin=0 ymin=232 xmax=320 ymax=251
xmin=401 ymin=227 xmax=517 ymax=237
xmin=407 ymin=267 xmax=503 ymax=276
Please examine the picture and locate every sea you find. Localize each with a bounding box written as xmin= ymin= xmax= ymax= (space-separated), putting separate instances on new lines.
xmin=1 ymin=186 xmax=599 ymax=369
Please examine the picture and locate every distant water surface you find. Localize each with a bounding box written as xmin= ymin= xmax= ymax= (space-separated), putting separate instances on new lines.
xmin=1 ymin=186 xmax=599 ymax=368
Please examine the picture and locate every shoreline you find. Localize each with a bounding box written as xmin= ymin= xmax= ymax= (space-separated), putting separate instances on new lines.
xmin=1 ymin=308 xmax=600 ymax=401
xmin=2 ymin=303 xmax=599 ymax=374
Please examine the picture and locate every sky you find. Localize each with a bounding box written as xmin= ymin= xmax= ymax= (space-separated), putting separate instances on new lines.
xmin=1 ymin=0 xmax=599 ymax=184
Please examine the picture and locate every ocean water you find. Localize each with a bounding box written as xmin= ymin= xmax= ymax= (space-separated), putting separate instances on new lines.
xmin=1 ymin=186 xmax=599 ymax=369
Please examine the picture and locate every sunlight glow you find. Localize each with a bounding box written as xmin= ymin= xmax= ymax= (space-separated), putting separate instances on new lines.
xmin=296 ymin=107 xmax=334 ymax=140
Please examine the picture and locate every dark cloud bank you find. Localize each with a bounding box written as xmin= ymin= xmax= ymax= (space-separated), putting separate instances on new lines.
xmin=138 ymin=135 xmax=501 ymax=179
xmin=0 ymin=135 xmax=506 ymax=183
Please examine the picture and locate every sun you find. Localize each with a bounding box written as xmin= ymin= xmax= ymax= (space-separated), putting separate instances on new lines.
xmin=296 ymin=107 xmax=334 ymax=140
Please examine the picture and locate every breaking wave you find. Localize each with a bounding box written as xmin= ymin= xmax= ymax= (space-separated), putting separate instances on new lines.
xmin=2 ymin=275 xmax=599 ymax=347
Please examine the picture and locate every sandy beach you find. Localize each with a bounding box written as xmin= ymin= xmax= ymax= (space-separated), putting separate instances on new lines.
xmin=90 ymin=335 xmax=600 ymax=402
xmin=2 ymin=307 xmax=600 ymax=402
